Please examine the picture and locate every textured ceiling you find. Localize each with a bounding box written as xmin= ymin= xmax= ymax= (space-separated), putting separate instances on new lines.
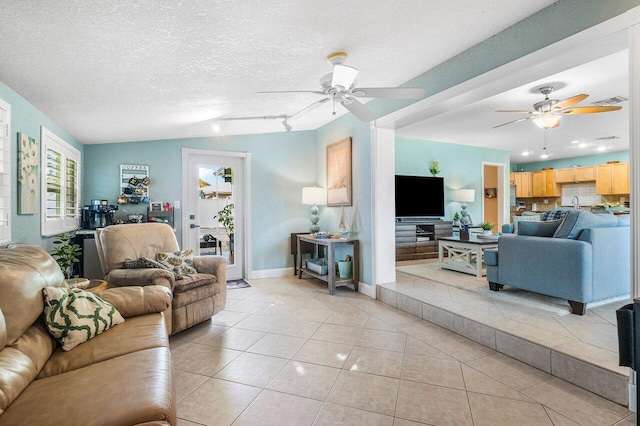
xmin=0 ymin=0 xmax=556 ymax=144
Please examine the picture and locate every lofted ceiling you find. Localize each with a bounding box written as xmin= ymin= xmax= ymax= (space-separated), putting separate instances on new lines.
xmin=398 ymin=49 xmax=630 ymax=163
xmin=0 ymin=1 xmax=557 ymax=144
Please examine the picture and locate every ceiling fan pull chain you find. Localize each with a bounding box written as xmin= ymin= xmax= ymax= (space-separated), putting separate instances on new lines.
xmin=332 ymin=101 xmax=336 ymax=115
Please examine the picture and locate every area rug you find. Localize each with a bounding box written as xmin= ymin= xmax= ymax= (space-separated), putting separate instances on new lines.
xmin=227 ymin=280 xmax=251 ymax=290
xmin=396 ymin=263 xmax=628 ymax=316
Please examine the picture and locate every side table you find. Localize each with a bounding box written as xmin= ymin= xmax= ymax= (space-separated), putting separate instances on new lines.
xmin=85 ymin=279 xmax=108 ymax=293
xmin=297 ymin=234 xmax=359 ymax=295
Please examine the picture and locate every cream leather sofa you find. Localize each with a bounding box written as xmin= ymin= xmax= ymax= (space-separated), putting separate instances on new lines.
xmin=97 ymin=223 xmax=227 ymax=335
xmin=0 ymin=244 xmax=176 ymax=425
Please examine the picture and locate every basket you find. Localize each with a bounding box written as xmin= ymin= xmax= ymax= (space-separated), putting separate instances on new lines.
xmin=306 ymin=258 xmax=328 ymax=275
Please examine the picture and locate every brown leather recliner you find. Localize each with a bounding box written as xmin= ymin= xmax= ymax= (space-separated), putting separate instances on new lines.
xmin=97 ymin=222 xmax=227 ymax=335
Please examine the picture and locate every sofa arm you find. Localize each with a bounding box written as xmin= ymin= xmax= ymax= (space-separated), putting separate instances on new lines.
xmin=193 ymin=255 xmax=227 ymax=276
xmin=105 ymin=268 xmax=175 ymax=291
xmin=98 ymin=285 xmax=172 ymax=318
xmin=502 ymin=224 xmax=514 ymax=234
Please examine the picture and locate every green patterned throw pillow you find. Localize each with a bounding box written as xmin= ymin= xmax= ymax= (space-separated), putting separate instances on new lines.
xmin=156 ymin=249 xmax=197 ymax=279
xmin=43 ymin=286 xmax=125 ymax=351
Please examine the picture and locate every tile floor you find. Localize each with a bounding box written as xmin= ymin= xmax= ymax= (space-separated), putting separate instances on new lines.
xmin=171 ymin=276 xmax=636 ymax=425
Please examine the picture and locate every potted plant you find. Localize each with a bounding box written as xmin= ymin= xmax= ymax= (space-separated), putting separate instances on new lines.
xmin=428 ymin=161 xmax=441 ymax=177
xmin=452 ymin=212 xmax=461 ymax=227
xmin=478 ymin=221 xmax=495 ymax=236
xmin=51 ymin=232 xmax=81 ymax=279
xmin=214 ymin=203 xmax=235 ymax=259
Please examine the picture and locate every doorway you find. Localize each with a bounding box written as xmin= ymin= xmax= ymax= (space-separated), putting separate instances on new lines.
xmin=182 ymin=148 xmax=250 ymax=281
xmin=482 ymin=163 xmax=505 ymax=232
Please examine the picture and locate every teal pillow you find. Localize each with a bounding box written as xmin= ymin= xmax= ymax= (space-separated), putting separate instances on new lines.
xmin=553 ymin=211 xmax=618 ymax=239
xmin=517 ymin=220 xmax=562 ymax=237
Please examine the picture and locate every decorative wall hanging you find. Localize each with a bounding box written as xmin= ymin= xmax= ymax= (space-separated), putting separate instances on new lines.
xmin=326 ymin=137 xmax=352 ymax=206
xmin=18 ymin=132 xmax=39 ymax=214
xmin=120 ymin=164 xmax=149 ymax=203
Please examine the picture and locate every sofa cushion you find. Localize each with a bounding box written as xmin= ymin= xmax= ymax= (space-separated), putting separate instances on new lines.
xmin=517 ymin=219 xmax=563 ymax=237
xmin=172 ymin=273 xmax=217 ymax=294
xmin=484 ymin=249 xmax=499 ymax=266
xmin=541 ymin=209 xmax=571 ymax=221
xmin=123 ymin=257 xmax=167 ymax=270
xmin=617 ymin=214 xmax=630 ymax=227
xmin=43 ymin=287 xmax=125 ymax=351
xmin=157 ymin=249 xmax=197 ymax=279
xmin=512 ymin=214 xmax=541 ymax=233
xmin=553 ymin=210 xmax=619 ymax=239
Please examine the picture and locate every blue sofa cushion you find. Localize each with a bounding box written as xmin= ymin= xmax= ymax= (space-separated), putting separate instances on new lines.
xmin=484 ymin=249 xmax=498 ymax=266
xmin=617 ymin=214 xmax=630 ymax=227
xmin=517 ymin=219 xmax=563 ymax=237
xmin=541 ymin=209 xmax=571 ymax=221
xmin=553 ymin=210 xmax=618 ymax=239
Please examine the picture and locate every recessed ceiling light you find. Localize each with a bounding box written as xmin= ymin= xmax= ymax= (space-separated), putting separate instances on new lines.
xmin=521 ymin=151 xmax=530 ymax=156
xmin=571 ymin=140 xmax=580 ymax=144
xmin=540 ymin=153 xmax=549 ymax=159
xmin=211 ymin=122 xmax=221 ymax=132
xmin=597 ymin=146 xmax=607 ymax=152
xmin=578 ymin=143 xmax=588 ymax=148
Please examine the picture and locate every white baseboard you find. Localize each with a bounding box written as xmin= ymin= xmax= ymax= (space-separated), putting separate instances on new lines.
xmin=248 ymin=267 xmax=294 ymax=279
xmin=358 ymin=282 xmax=376 ymax=298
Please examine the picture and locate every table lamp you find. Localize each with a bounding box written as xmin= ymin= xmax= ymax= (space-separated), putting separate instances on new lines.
xmin=333 ymin=187 xmax=350 ymax=237
xmin=454 ymin=189 xmax=475 ymax=226
xmin=302 ymin=187 xmax=327 ymax=233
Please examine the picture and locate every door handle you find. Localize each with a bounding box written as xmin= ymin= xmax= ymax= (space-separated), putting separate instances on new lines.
xmin=190 ymin=224 xmax=201 ymax=229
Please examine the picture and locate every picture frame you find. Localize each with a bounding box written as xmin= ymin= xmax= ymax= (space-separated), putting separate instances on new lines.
xmin=150 ymin=202 xmax=162 ymax=212
xmin=18 ymin=133 xmax=39 ymax=214
xmin=326 ymin=137 xmax=352 ymax=206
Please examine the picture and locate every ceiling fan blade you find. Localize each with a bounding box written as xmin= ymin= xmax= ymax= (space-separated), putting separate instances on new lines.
xmin=332 ymin=64 xmax=359 ymax=90
xmin=289 ymin=98 xmax=330 ymax=121
xmin=558 ymin=105 xmax=622 ymax=115
xmin=351 ymin=87 xmax=425 ymax=99
xmin=553 ymin=94 xmax=588 ymax=110
xmin=492 ymin=117 xmax=535 ymax=128
xmin=258 ymin=90 xmax=325 ymax=95
xmin=342 ymin=97 xmax=377 ymax=122
xmin=495 ymin=110 xmax=536 ymax=114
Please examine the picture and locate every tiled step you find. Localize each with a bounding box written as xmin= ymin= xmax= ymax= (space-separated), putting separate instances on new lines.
xmin=376 ymin=283 xmax=630 ymax=406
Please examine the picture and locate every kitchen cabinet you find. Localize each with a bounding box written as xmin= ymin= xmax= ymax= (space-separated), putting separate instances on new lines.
xmin=596 ymin=162 xmax=629 ymax=195
xmin=544 ymin=169 xmax=561 ymax=197
xmin=556 ymin=166 xmax=596 ymax=183
xmin=514 ymin=172 xmax=531 ymax=198
xmin=509 ymin=172 xmax=515 ymax=186
xmin=532 ymin=171 xmax=545 ymax=197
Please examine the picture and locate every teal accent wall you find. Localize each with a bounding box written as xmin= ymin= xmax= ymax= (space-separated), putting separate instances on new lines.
xmin=83 ymin=131 xmax=316 ymax=272
xmin=396 ymin=138 xmax=511 ymax=223
xmin=0 ymin=81 xmax=83 ymax=250
xmin=514 ymin=151 xmax=629 ymax=172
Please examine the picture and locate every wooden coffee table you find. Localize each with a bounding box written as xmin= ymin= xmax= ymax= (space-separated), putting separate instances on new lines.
xmin=438 ymin=235 xmax=499 ymax=277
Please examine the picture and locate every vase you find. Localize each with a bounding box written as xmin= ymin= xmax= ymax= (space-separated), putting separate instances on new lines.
xmin=483 ymin=230 xmax=492 ymax=236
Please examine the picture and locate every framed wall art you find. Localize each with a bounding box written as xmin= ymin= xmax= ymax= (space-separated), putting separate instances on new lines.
xmin=18 ymin=132 xmax=39 ymax=214
xmin=326 ymin=137 xmax=352 ymax=206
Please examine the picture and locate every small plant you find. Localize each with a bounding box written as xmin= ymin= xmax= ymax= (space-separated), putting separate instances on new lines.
xmin=428 ymin=161 xmax=441 ymax=176
xmin=478 ymin=221 xmax=495 ymax=231
xmin=51 ymin=232 xmax=81 ymax=278
xmin=214 ymin=203 xmax=235 ymax=239
xmin=452 ymin=212 xmax=461 ymax=222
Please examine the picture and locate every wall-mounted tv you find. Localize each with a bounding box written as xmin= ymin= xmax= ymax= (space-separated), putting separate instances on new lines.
xmin=395 ymin=175 xmax=445 ymax=218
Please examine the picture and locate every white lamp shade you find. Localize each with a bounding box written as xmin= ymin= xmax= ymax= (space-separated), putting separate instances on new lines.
xmin=454 ymin=189 xmax=475 ymax=203
xmin=302 ymin=187 xmax=327 ymax=205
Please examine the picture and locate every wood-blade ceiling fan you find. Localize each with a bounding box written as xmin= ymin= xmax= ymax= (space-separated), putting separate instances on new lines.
xmin=493 ymin=86 xmax=622 ymax=129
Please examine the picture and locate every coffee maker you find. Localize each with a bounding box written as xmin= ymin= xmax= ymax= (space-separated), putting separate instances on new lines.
xmin=82 ymin=200 xmax=118 ymax=229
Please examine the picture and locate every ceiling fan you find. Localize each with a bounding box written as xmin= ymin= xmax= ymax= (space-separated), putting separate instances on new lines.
xmin=493 ymin=85 xmax=622 ymax=129
xmin=257 ymin=51 xmax=425 ymax=123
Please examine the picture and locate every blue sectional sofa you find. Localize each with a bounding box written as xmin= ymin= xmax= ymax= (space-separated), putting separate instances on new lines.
xmin=484 ymin=210 xmax=630 ymax=315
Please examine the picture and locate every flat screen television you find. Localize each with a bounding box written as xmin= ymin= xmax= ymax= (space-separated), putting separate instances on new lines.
xmin=395 ymin=175 xmax=445 ymax=218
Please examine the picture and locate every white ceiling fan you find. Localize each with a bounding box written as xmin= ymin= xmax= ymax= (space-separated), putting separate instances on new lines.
xmin=213 ymin=52 xmax=425 ymax=131
xmin=259 ymin=52 xmax=425 ymax=123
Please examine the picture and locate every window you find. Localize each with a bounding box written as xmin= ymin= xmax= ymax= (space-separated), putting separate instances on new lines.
xmin=0 ymin=99 xmax=10 ymax=243
xmin=41 ymin=127 xmax=81 ymax=236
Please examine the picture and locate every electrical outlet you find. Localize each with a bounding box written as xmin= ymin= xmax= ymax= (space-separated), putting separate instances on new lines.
xmin=174 ymin=201 xmax=181 ymax=209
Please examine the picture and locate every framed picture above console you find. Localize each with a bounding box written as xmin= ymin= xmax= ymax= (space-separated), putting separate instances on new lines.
xmin=327 ymin=137 xmax=352 ymax=206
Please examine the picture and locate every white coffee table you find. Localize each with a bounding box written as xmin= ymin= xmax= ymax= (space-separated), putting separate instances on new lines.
xmin=438 ymin=235 xmax=499 ymax=277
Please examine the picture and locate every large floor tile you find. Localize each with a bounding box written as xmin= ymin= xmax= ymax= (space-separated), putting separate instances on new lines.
xmin=208 ymin=310 xmax=251 ymax=327
xmin=404 ymin=336 xmax=455 ymax=360
xmin=460 ymin=364 xmax=535 ymax=403
xmin=314 ymin=403 xmax=394 ymax=425
xmin=356 ymin=328 xmax=407 ymax=352
xmin=233 ymin=389 xmax=323 ymax=426
xmin=325 ymin=309 xmax=371 ymax=328
xmin=192 ymin=327 xmax=265 ymax=351
xmin=174 ymin=369 xmax=209 ymax=403
xmin=223 ymin=300 xmax=269 ymax=314
xmin=311 ymin=323 xmax=362 ymax=345
xmin=401 ymin=352 xmax=465 ymax=389
xmin=467 ymin=392 xmax=552 ymax=425
xmin=266 ymin=360 xmax=340 ymax=400
xmin=172 ymin=342 xmax=242 ymax=376
xmin=327 ymin=370 xmax=400 ymax=416
xmin=344 ymin=346 xmax=404 ymax=378
xmin=293 ymin=339 xmax=353 ymax=368
xmin=246 ymin=333 xmax=307 ymax=359
xmin=234 ymin=314 xmax=322 ymax=338
xmin=466 ymin=353 xmax=552 ymax=391
xmin=214 ymin=352 xmax=287 ymax=387
xmin=176 ymin=378 xmax=260 ymax=426
xmin=395 ymin=379 xmax=472 ymax=425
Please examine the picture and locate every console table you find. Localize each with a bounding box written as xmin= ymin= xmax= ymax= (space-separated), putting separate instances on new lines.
xmin=297 ymin=234 xmax=359 ymax=295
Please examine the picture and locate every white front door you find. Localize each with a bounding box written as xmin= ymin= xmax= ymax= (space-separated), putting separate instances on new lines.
xmin=182 ymin=149 xmax=248 ymax=281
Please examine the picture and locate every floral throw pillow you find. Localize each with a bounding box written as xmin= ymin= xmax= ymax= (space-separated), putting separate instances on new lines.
xmin=43 ymin=286 xmax=125 ymax=351
xmin=123 ymin=257 xmax=166 ymax=270
xmin=156 ymin=249 xmax=197 ymax=279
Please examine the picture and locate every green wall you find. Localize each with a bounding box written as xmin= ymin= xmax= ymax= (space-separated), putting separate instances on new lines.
xmin=396 ymin=138 xmax=511 ymax=223
xmin=514 ymin=150 xmax=630 ymax=172
xmin=0 ymin=80 xmax=83 ymax=250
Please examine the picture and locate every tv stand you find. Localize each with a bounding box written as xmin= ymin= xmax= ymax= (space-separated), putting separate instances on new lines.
xmin=396 ymin=220 xmax=453 ymax=261
xmin=396 ymin=217 xmax=443 ymax=223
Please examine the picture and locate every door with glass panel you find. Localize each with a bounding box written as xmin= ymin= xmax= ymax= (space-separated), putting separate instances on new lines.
xmin=183 ymin=149 xmax=245 ymax=281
